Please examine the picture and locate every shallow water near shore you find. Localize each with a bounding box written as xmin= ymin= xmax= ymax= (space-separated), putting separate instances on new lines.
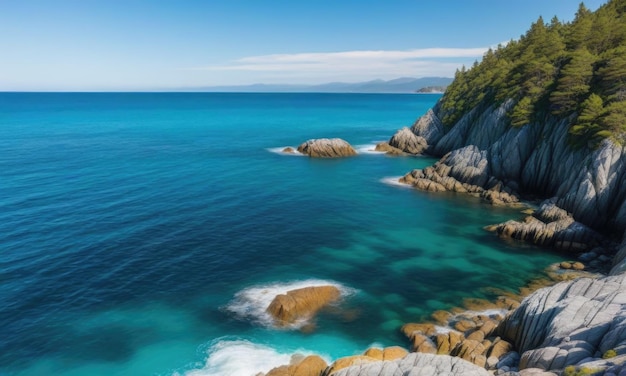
xmin=0 ymin=93 xmax=562 ymax=376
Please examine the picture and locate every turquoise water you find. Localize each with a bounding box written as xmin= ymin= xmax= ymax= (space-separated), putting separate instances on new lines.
xmin=0 ymin=93 xmax=562 ymax=376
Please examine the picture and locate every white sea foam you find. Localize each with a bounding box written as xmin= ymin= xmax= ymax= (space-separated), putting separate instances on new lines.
xmin=224 ymin=279 xmax=356 ymax=329
xmin=355 ymin=143 xmax=385 ymax=155
xmin=181 ymin=339 xmax=321 ymax=376
xmin=435 ymin=325 xmax=453 ymax=334
xmin=380 ymin=176 xmax=411 ymax=188
xmin=266 ymin=147 xmax=305 ymax=156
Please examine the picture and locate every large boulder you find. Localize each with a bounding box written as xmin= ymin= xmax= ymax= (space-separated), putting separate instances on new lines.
xmin=266 ymin=285 xmax=341 ymax=326
xmin=329 ymin=353 xmax=490 ymax=376
xmin=497 ymin=273 xmax=626 ymax=373
xmin=388 ymin=127 xmax=428 ymax=154
xmin=297 ymin=138 xmax=357 ymax=158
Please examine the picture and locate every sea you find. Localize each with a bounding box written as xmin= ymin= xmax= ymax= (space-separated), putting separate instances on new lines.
xmin=0 ymin=92 xmax=563 ymax=376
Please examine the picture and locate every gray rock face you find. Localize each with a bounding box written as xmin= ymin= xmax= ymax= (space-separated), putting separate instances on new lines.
xmin=410 ymin=102 xmax=626 ymax=233
xmin=388 ymin=127 xmax=428 ymax=155
xmin=297 ymin=138 xmax=357 ymax=158
xmin=611 ymin=239 xmax=626 ymax=275
xmin=330 ymin=353 xmax=490 ymax=376
xmin=410 ymin=108 xmax=445 ymax=146
xmin=497 ymin=273 xmax=626 ymax=373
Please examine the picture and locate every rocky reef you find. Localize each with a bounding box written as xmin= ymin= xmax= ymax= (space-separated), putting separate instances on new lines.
xmin=297 ymin=138 xmax=357 ymax=158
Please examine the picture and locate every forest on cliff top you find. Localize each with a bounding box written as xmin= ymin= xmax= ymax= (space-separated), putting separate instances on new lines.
xmin=440 ymin=0 xmax=626 ymax=147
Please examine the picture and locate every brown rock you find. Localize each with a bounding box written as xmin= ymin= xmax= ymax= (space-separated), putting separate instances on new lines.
xmin=452 ymin=339 xmax=487 ymax=363
xmin=454 ymin=319 xmax=477 ymax=332
xmin=266 ymin=286 xmax=341 ymax=326
xmin=266 ymin=355 xmax=327 ymax=376
xmin=449 ymin=331 xmax=464 ymax=352
xmin=466 ymin=330 xmax=485 ymax=342
xmin=401 ymin=322 xmax=436 ymax=338
xmin=487 ymin=338 xmax=513 ymax=359
xmin=462 ymin=298 xmax=498 ymax=311
xmin=560 ymin=261 xmax=572 ymax=269
xmin=473 ymin=354 xmax=487 ymax=368
xmin=478 ymin=319 xmax=498 ymax=337
xmin=431 ymin=310 xmax=453 ymax=325
xmin=413 ymin=178 xmax=447 ymax=192
xmin=382 ymin=346 xmax=408 ymax=360
xmin=282 ymin=147 xmax=296 ymax=154
xmin=435 ymin=333 xmax=451 ymax=354
xmin=362 ymin=348 xmax=383 ymax=360
xmin=324 ymin=355 xmax=378 ymax=375
xmin=297 ymin=138 xmax=357 ymax=158
xmin=572 ymin=261 xmax=585 ymax=270
xmin=374 ymin=142 xmax=406 ymax=156
xmin=411 ymin=333 xmax=437 ymax=354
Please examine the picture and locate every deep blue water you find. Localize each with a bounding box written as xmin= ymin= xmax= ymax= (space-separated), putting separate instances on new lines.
xmin=0 ymin=93 xmax=562 ymax=375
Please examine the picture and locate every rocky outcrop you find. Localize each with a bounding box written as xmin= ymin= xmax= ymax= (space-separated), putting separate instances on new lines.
xmin=387 ymin=127 xmax=428 ymax=154
xmin=329 ymin=353 xmax=490 ymax=376
xmin=297 ymin=138 xmax=357 ymax=158
xmin=399 ymin=146 xmax=521 ymax=205
xmin=497 ymin=273 xmax=626 ymax=374
xmin=485 ymin=200 xmax=607 ymax=253
xmin=406 ymin=101 xmax=626 ymax=234
xmin=266 ymin=286 xmax=341 ymax=326
xmin=266 ymin=355 xmax=328 ymax=376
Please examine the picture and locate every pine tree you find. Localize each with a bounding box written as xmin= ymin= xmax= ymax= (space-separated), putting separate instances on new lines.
xmin=570 ymin=94 xmax=605 ymax=146
xmin=597 ymin=47 xmax=626 ymax=101
xmin=550 ymin=48 xmax=597 ymax=115
xmin=566 ymin=3 xmax=593 ymax=50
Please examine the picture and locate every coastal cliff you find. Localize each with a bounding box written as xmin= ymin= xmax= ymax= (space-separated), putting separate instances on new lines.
xmin=262 ymin=1 xmax=626 ymax=375
xmin=400 ymin=102 xmax=626 ymax=235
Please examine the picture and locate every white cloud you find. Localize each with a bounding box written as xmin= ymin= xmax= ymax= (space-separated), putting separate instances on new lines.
xmin=190 ymin=47 xmax=490 ymax=84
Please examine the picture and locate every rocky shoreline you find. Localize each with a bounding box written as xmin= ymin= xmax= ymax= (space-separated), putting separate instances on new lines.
xmin=259 ymin=90 xmax=626 ymax=375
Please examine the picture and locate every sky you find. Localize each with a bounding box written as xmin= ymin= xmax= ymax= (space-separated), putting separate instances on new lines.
xmin=0 ymin=0 xmax=607 ymax=91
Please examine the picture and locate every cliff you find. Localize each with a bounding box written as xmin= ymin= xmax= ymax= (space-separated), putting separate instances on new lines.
xmin=398 ymin=102 xmax=626 ymax=235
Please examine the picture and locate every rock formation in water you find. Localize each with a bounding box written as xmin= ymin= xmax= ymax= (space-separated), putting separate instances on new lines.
xmin=484 ymin=199 xmax=608 ymax=254
xmin=297 ymin=138 xmax=357 ymax=158
xmin=266 ymin=285 xmax=341 ymax=326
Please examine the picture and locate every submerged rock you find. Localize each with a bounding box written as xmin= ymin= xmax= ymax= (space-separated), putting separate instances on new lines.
xmin=297 ymin=138 xmax=357 ymax=158
xmin=266 ymin=285 xmax=341 ymax=326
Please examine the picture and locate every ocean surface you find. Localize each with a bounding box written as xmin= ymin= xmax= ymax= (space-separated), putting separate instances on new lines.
xmin=0 ymin=93 xmax=563 ymax=376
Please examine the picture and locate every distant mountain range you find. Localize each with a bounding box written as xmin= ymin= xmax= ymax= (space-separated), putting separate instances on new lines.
xmin=182 ymin=77 xmax=452 ymax=93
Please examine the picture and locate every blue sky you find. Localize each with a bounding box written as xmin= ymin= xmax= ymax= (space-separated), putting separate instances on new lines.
xmin=0 ymin=0 xmax=606 ymax=91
